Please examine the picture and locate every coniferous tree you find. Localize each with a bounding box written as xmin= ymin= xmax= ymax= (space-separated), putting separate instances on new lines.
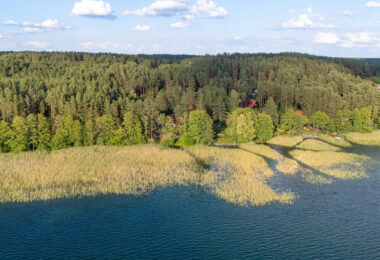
xmin=263 ymin=97 xmax=279 ymax=126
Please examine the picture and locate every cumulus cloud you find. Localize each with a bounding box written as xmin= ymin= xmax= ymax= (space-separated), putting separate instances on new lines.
xmin=281 ymin=7 xmax=334 ymax=29
xmin=72 ymin=0 xmax=114 ymax=18
xmin=3 ymin=19 xmax=71 ymax=34
xmin=22 ymin=41 xmax=50 ymax=49
xmin=366 ymin=1 xmax=380 ymax=7
xmin=314 ymin=31 xmax=377 ymax=48
xmin=2 ymin=20 xmax=18 ymax=26
xmin=314 ymin=32 xmax=340 ymax=44
xmin=124 ymin=0 xmax=189 ymax=17
xmin=171 ymin=14 xmax=194 ymax=28
xmin=125 ymin=0 xmax=228 ymax=28
xmin=192 ymin=0 xmax=228 ymax=18
xmin=346 ymin=32 xmax=372 ymax=43
xmin=135 ymin=25 xmax=151 ymax=31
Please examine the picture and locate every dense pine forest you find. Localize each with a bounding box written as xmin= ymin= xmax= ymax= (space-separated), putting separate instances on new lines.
xmin=0 ymin=52 xmax=379 ymax=152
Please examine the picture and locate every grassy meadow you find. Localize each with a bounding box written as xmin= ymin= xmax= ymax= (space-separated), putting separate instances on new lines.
xmin=0 ymin=131 xmax=377 ymax=206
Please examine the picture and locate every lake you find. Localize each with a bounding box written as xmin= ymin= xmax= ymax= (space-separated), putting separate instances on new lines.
xmin=1 ymin=145 xmax=379 ymax=259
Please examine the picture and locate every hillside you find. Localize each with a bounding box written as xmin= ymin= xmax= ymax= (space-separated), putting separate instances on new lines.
xmin=0 ymin=52 xmax=379 ymax=151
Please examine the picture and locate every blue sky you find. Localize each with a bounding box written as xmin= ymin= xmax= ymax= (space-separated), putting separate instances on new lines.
xmin=0 ymin=0 xmax=379 ymax=57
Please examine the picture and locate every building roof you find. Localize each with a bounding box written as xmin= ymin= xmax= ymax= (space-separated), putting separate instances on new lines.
xmin=248 ymin=99 xmax=257 ymax=108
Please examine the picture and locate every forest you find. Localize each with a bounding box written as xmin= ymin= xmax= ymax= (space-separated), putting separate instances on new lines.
xmin=0 ymin=52 xmax=379 ymax=153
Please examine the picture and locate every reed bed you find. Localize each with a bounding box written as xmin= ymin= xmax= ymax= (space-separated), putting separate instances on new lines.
xmin=317 ymin=134 xmax=352 ymax=148
xmin=290 ymin=150 xmax=369 ymax=180
xmin=0 ymin=145 xmax=199 ymax=203
xmin=345 ymin=130 xmax=380 ymax=146
xmin=267 ymin=136 xmax=304 ymax=147
xmin=240 ymin=143 xmax=299 ymax=175
xmin=186 ymin=145 xmax=294 ymax=206
xmin=296 ymin=139 xmax=342 ymax=151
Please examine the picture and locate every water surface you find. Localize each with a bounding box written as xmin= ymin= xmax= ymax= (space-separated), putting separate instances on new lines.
xmin=1 ymin=146 xmax=379 ymax=259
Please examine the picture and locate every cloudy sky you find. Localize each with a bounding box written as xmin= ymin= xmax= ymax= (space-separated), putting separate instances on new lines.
xmin=0 ymin=0 xmax=379 ymax=57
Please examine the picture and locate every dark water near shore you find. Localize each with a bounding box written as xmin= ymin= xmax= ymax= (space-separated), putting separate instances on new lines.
xmin=1 ymin=146 xmax=380 ymax=259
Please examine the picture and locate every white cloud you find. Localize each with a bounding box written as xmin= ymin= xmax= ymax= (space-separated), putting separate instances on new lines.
xmin=135 ymin=25 xmax=151 ymax=31
xmin=234 ymin=36 xmax=242 ymax=41
xmin=287 ymin=9 xmax=295 ymax=14
xmin=124 ymin=0 xmax=189 ymax=17
xmin=314 ymin=31 xmax=377 ymax=48
xmin=3 ymin=19 xmax=71 ymax=34
xmin=22 ymin=41 xmax=50 ymax=49
xmin=171 ymin=14 xmax=194 ymax=28
xmin=343 ymin=10 xmax=353 ymax=16
xmin=346 ymin=32 xmax=372 ymax=43
xmin=0 ymin=33 xmax=2 ymax=39
xmin=281 ymin=7 xmax=333 ymax=29
xmin=314 ymin=32 xmax=340 ymax=44
xmin=3 ymin=20 xmax=18 ymax=26
xmin=366 ymin=1 xmax=380 ymax=7
xmin=79 ymin=41 xmax=121 ymax=50
xmin=23 ymin=27 xmax=42 ymax=33
xmin=72 ymin=0 xmax=113 ymax=17
xmin=192 ymin=0 xmax=228 ymax=18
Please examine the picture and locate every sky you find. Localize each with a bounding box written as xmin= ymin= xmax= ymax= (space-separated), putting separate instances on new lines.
xmin=0 ymin=0 xmax=379 ymax=57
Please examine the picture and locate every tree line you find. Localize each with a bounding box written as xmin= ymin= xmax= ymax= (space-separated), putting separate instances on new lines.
xmin=0 ymin=104 xmax=378 ymax=153
xmin=0 ymin=52 xmax=379 ymax=152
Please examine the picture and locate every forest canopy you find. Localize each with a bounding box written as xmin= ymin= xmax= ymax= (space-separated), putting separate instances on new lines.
xmin=0 ymin=52 xmax=379 ymax=152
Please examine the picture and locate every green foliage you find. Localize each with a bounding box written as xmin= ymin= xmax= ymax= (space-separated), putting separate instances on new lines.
xmin=122 ymin=112 xmax=145 ymax=145
xmin=360 ymin=107 xmax=373 ymax=133
xmin=0 ymin=52 xmax=378 ymax=153
xmin=225 ymin=108 xmax=257 ymax=144
xmin=84 ymin=119 xmax=96 ymax=146
xmin=256 ymin=113 xmax=274 ymax=143
xmin=96 ymin=114 xmax=116 ymax=145
xmin=335 ymin=110 xmax=353 ymax=134
xmin=37 ymin=114 xmax=51 ymax=150
xmin=281 ymin=109 xmax=307 ymax=135
xmin=263 ymin=97 xmax=279 ymax=126
xmin=52 ymin=115 xmax=82 ymax=149
xmin=9 ymin=116 xmax=29 ymax=153
xmin=310 ymin=111 xmax=330 ymax=134
xmin=26 ymin=114 xmax=38 ymax=151
xmin=160 ymin=116 xmax=177 ymax=147
xmin=188 ymin=110 xmax=214 ymax=145
xmin=228 ymin=90 xmax=240 ymax=112
xmin=0 ymin=120 xmax=11 ymax=152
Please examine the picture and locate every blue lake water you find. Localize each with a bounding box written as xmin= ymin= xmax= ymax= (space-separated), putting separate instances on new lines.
xmin=1 ymin=146 xmax=379 ymax=259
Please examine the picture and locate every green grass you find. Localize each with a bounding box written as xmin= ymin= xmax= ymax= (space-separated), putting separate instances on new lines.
xmin=296 ymin=139 xmax=342 ymax=151
xmin=345 ymin=130 xmax=380 ymax=146
xmin=267 ymin=135 xmax=304 ymax=147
